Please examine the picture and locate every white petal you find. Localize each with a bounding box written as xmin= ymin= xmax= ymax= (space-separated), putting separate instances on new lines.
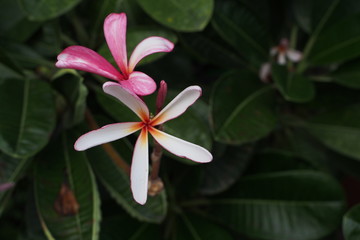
xmin=131 ymin=128 xmax=149 ymax=205
xmin=259 ymin=62 xmax=271 ymax=82
xmin=74 ymin=122 xmax=142 ymax=151
xmin=287 ymin=49 xmax=302 ymax=62
xmin=278 ymin=52 xmax=286 ymax=65
xmin=149 ymin=127 xmax=212 ymax=163
xmin=128 ymin=36 xmax=174 ymax=73
xmin=103 ymin=82 xmax=150 ymax=121
xmin=150 ymin=86 xmax=201 ymax=126
xmin=270 ymin=47 xmax=278 ymax=56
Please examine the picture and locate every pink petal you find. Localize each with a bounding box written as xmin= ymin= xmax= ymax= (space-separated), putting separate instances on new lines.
xmin=128 ymin=36 xmax=174 ymax=73
xmin=103 ymin=81 xmax=150 ymax=121
xmin=131 ymin=128 xmax=149 ymax=205
xmin=56 ymin=46 xmax=123 ymax=81
xmin=149 ymin=127 xmax=212 ymax=163
xmin=150 ymin=86 xmax=202 ymax=126
xmin=0 ymin=182 xmax=15 ymax=192
xmin=104 ymin=13 xmax=129 ymax=76
xmin=287 ymin=49 xmax=302 ymax=62
xmin=259 ymin=62 xmax=271 ymax=83
xmin=120 ymin=71 xmax=157 ymax=96
xmin=74 ymin=122 xmax=142 ymax=151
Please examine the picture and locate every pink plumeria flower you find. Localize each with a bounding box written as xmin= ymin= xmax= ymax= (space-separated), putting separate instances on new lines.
xmin=56 ymin=13 xmax=174 ymax=96
xmin=74 ymin=82 xmax=213 ymax=204
xmin=270 ymin=38 xmax=302 ymax=65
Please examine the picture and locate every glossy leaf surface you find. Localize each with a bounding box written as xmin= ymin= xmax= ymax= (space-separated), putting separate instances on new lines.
xmin=34 ymin=134 xmax=101 ymax=240
xmin=209 ymin=170 xmax=345 ymax=240
xmin=136 ymin=0 xmax=214 ymax=32
xmin=210 ymin=70 xmax=277 ymax=145
xmin=0 ymin=78 xmax=55 ymax=158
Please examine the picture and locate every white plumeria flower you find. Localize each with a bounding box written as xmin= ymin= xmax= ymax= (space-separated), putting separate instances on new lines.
xmin=75 ymin=82 xmax=213 ymax=204
xmin=270 ymin=38 xmax=302 ymax=65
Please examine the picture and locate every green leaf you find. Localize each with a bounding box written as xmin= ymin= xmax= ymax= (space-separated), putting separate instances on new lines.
xmin=292 ymin=0 xmax=360 ymax=34
xmin=179 ymin=32 xmax=243 ymax=68
xmin=0 ymin=153 xmax=31 ymax=216
xmin=0 ymin=78 xmax=56 ymax=158
xmin=176 ymin=214 xmax=233 ymax=240
xmin=210 ymin=70 xmax=277 ymax=145
xmin=0 ymin=48 xmax=24 ymax=77
xmin=308 ymin=13 xmax=360 ymax=64
xmin=291 ymin=0 xmax=338 ymax=33
xmin=0 ymin=1 xmax=25 ymax=34
xmin=136 ymin=0 xmax=214 ymax=32
xmin=52 ymin=69 xmax=88 ymax=128
xmin=212 ymin=0 xmax=269 ymax=64
xmin=344 ymin=204 xmax=360 ymax=240
xmin=304 ymin=104 xmax=360 ymax=161
xmin=34 ymin=133 xmax=101 ymax=240
xmin=2 ymin=42 xmax=52 ymax=68
xmin=87 ymin=139 xmax=167 ymax=223
xmin=100 ymin=215 xmax=161 ymax=240
xmin=209 ymin=170 xmax=345 ymax=240
xmin=272 ymin=64 xmax=315 ymax=102
xmin=199 ymin=144 xmax=253 ymax=195
xmin=98 ymin=26 xmax=177 ymax=67
xmin=285 ymin=128 xmax=332 ymax=171
xmin=246 ymin=149 xmax=313 ymax=175
xmin=18 ymin=0 xmax=82 ymax=21
xmin=331 ymin=59 xmax=360 ymax=89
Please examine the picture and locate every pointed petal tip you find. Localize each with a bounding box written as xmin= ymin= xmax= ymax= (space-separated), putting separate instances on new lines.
xmin=149 ymin=127 xmax=213 ymax=164
xmin=128 ymin=36 xmax=175 ymax=72
xmin=104 ymin=12 xmax=128 ymax=75
xmin=134 ymin=196 xmax=147 ymax=205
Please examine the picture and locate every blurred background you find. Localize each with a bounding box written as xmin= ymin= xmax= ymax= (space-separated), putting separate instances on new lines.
xmin=1 ymin=0 xmax=360 ymax=239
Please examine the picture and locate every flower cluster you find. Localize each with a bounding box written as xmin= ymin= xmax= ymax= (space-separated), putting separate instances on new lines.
xmin=56 ymin=13 xmax=213 ymax=204
xmin=259 ymin=38 xmax=303 ymax=83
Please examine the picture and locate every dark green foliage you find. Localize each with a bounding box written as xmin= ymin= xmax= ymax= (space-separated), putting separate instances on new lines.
xmin=1 ymin=0 xmax=360 ymax=239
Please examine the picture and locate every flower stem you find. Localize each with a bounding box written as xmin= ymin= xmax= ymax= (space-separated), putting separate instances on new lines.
xmin=85 ymin=109 xmax=130 ymax=175
xmin=148 ymin=81 xmax=168 ymax=196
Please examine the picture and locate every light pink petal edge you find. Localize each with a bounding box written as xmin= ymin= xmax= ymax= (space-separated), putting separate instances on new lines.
xmin=151 ymin=86 xmax=202 ymax=126
xmin=121 ymin=71 xmax=157 ymax=96
xmin=104 ymin=13 xmax=129 ymax=76
xmin=56 ymin=46 xmax=122 ymax=81
xmin=149 ymin=127 xmax=212 ymax=163
xmin=103 ymin=81 xmax=150 ymax=121
xmin=287 ymin=49 xmax=302 ymax=62
xmin=74 ymin=122 xmax=142 ymax=151
xmin=131 ymin=128 xmax=149 ymax=205
xmin=0 ymin=182 xmax=15 ymax=192
xmin=128 ymin=36 xmax=174 ymax=73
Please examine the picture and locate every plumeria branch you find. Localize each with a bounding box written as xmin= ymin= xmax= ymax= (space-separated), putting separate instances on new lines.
xmin=85 ymin=109 xmax=130 ymax=175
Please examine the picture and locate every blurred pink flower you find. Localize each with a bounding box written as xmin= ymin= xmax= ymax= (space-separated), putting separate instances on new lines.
xmin=270 ymin=38 xmax=302 ymax=65
xmin=56 ymin=13 xmax=174 ymax=96
xmin=0 ymin=182 xmax=15 ymax=192
xmin=74 ymin=82 xmax=212 ymax=204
